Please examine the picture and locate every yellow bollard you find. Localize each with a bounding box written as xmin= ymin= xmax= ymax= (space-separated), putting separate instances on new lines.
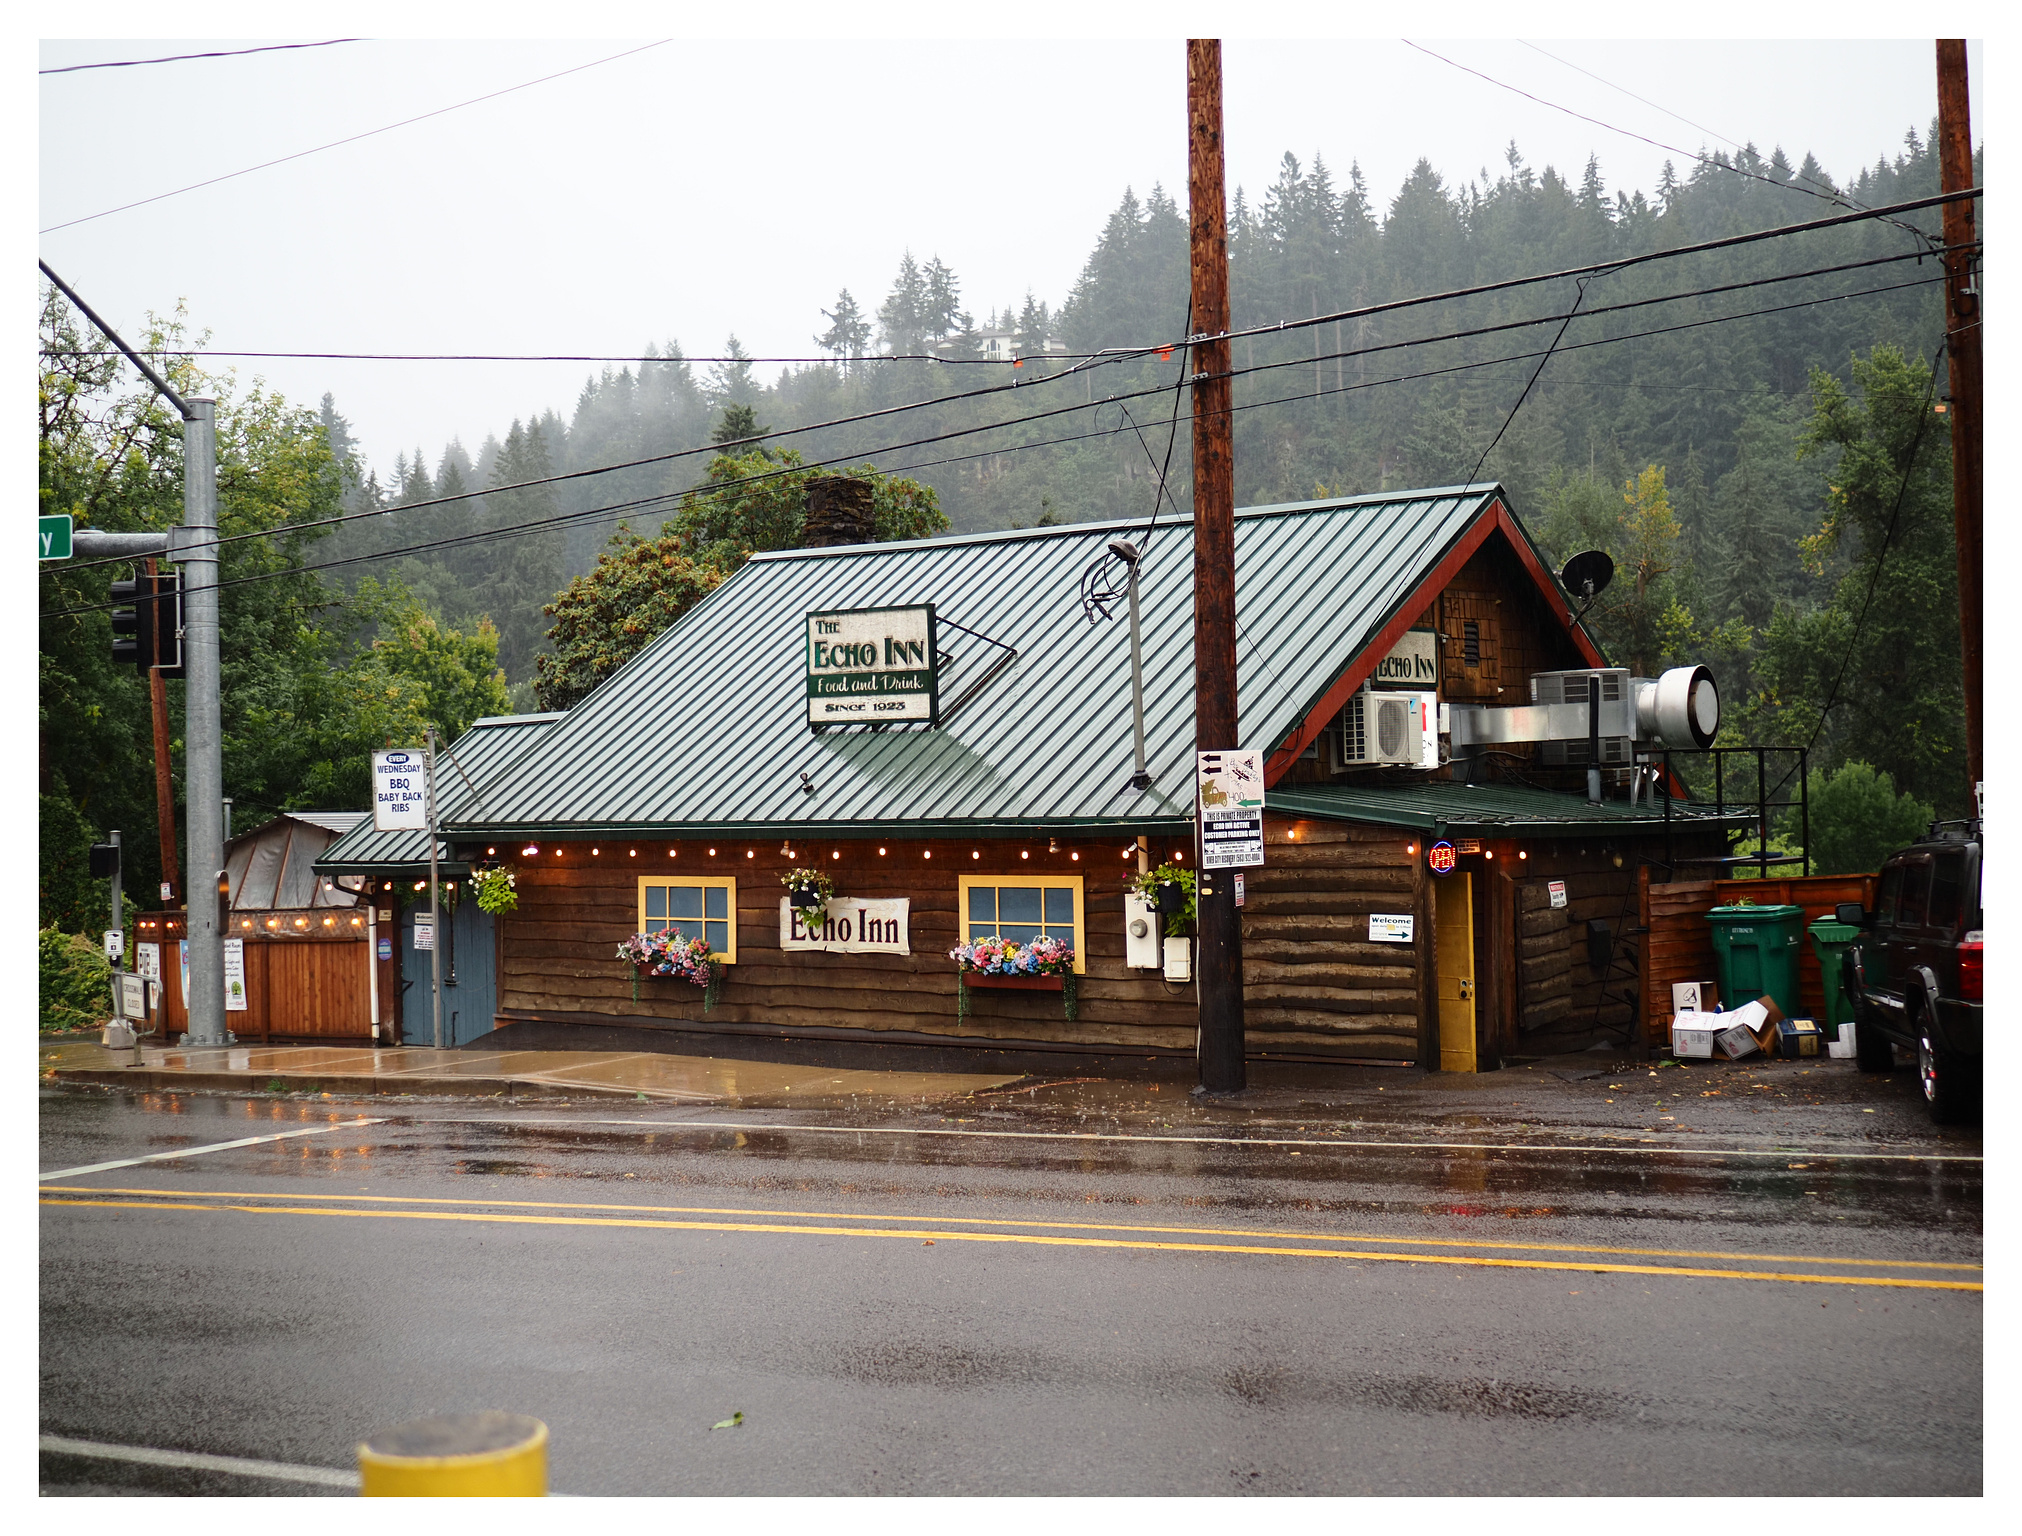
xmin=358 ymin=1411 xmax=547 ymax=1496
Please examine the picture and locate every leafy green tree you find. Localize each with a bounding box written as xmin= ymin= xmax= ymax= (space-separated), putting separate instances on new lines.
xmin=1778 ymin=760 xmax=1934 ymax=876
xmin=667 ymin=448 xmax=947 ymax=574
xmin=40 ymin=928 xmax=112 ymax=1034
xmin=534 ymin=528 xmax=727 ymax=710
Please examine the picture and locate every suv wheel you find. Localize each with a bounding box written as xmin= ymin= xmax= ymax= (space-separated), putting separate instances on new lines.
xmin=1919 ymin=1028 xmax=1981 ymax=1126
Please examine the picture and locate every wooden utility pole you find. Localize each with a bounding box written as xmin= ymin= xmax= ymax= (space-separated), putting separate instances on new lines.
xmin=1936 ymin=40 xmax=1982 ymax=803
xmin=1188 ymin=38 xmax=1244 ymax=1092
xmin=145 ymin=556 xmax=179 ymax=906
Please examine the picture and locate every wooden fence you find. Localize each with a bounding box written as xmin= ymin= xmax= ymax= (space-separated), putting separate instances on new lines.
xmin=1638 ymin=872 xmax=1878 ymax=1045
xmin=141 ymin=920 xmax=376 ymax=1044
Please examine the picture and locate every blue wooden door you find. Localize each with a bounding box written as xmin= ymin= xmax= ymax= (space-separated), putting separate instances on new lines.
xmin=399 ymin=902 xmax=496 ymax=1047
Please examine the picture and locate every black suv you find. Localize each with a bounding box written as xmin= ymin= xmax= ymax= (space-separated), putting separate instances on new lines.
xmin=1838 ymin=820 xmax=1982 ymax=1124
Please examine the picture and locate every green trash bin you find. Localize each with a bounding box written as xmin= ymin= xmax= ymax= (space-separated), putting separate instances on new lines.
xmin=1706 ymin=904 xmax=1806 ymax=1021
xmin=1807 ymin=917 xmax=1861 ymax=1034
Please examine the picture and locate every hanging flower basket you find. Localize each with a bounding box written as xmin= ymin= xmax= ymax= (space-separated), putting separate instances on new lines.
xmin=780 ymin=866 xmax=835 ymax=932
xmin=1127 ymin=863 xmax=1197 ymax=936
xmin=949 ymin=936 xmax=1078 ymax=1021
xmin=618 ymin=930 xmax=724 ymax=1011
xmin=473 ymin=865 xmax=519 ymax=915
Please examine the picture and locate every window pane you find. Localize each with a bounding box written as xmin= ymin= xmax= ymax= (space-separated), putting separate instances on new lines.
xmin=1000 ymin=887 xmax=1042 ymax=923
xmin=1929 ymin=851 xmax=1965 ymax=931
xmin=706 ymin=921 xmax=728 ymax=954
xmin=1001 ymin=924 xmax=1042 ymax=946
xmin=668 ymin=886 xmax=703 ymax=921
xmin=968 ymin=887 xmax=996 ymax=923
xmin=705 ymin=885 xmax=727 ymax=920
xmin=1044 ymin=888 xmax=1075 ymax=926
xmin=968 ymin=921 xmax=995 ymax=944
xmin=1896 ymin=858 xmax=1932 ymax=927
xmin=1874 ymin=867 xmax=1903 ymax=926
xmin=645 ymin=888 xmax=666 ymax=920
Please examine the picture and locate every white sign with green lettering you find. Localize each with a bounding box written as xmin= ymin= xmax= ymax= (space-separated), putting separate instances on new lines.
xmin=806 ymin=604 xmax=938 ymax=727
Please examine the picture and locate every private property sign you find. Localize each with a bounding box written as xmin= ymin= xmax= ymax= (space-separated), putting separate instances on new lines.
xmin=806 ymin=605 xmax=938 ymax=727
xmin=779 ymin=897 xmax=911 ymax=954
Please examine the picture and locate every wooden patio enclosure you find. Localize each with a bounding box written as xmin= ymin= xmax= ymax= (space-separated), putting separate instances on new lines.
xmin=1637 ymin=872 xmax=1879 ymax=1045
xmin=141 ymin=918 xmax=376 ymax=1045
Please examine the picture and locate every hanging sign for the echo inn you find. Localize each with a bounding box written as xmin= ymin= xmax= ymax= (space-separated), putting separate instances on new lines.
xmin=806 ymin=604 xmax=938 ymax=728
xmin=780 ymin=897 xmax=912 ymax=954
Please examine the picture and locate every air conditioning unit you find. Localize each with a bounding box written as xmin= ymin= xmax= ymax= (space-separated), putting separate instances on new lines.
xmin=1334 ymin=689 xmax=1438 ymax=769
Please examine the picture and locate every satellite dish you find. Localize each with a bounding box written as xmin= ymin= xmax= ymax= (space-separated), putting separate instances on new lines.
xmin=1560 ymin=550 xmax=1615 ymax=602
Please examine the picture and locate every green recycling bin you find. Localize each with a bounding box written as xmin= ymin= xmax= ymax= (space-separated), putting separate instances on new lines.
xmin=1807 ymin=917 xmax=1861 ymax=1034
xmin=1706 ymin=904 xmax=1806 ymax=1021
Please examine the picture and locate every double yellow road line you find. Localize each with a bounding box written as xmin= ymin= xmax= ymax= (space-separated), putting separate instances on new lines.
xmin=40 ymin=1185 xmax=1983 ymax=1292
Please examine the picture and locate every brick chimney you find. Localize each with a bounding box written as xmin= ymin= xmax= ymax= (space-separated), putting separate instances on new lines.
xmin=802 ymin=476 xmax=875 ymax=548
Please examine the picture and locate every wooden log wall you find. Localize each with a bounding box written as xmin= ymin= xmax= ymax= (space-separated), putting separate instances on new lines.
xmin=1246 ymin=817 xmax=1423 ymax=1061
xmin=497 ymin=817 xmax=1431 ymax=1060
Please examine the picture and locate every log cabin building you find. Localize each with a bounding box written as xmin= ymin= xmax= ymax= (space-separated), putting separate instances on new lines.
xmin=336 ymin=483 xmax=1742 ymax=1069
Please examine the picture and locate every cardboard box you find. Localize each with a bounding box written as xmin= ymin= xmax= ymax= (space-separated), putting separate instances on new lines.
xmin=1671 ymin=980 xmax=1719 ymax=1014
xmin=1776 ymin=1018 xmax=1823 ymax=1058
xmin=1827 ymin=1022 xmax=1856 ymax=1059
xmin=1715 ymin=1018 xmax=1762 ymax=1059
xmin=1671 ymin=1011 xmax=1720 ymax=1058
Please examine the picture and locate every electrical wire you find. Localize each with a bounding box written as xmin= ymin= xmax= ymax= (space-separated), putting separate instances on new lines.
xmin=40 ymin=39 xmax=366 ymax=73
xmin=1513 ymin=39 xmax=1860 ymax=214
xmin=38 ymin=348 xmax=1111 ymax=366
xmin=1404 ymin=39 xmax=1939 ymax=248
xmin=1468 ymin=275 xmax=1591 ymax=484
xmin=40 ymin=267 xmax=1950 ymax=624
xmin=42 ymin=238 xmax=1963 ymax=581
xmin=38 ymin=40 xmax=673 ymax=234
xmin=42 ymin=266 xmax=1951 ymax=603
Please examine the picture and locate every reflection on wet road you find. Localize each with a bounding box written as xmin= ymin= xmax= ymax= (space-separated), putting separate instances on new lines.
xmin=41 ymin=1089 xmax=1981 ymax=1496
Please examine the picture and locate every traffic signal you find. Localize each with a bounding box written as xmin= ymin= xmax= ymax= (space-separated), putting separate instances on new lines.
xmin=89 ymin=842 xmax=121 ymax=879
xmin=109 ymin=577 xmax=155 ymax=673
xmin=151 ymin=569 xmax=184 ymax=679
xmin=107 ymin=571 xmax=184 ymax=678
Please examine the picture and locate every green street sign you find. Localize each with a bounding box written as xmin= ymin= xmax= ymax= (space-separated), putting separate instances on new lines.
xmin=39 ymin=514 xmax=73 ymax=560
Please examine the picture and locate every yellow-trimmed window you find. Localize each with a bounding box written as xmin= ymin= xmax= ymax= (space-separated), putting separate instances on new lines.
xmin=637 ymin=876 xmax=737 ymax=962
xmin=958 ymin=875 xmax=1085 ymax=974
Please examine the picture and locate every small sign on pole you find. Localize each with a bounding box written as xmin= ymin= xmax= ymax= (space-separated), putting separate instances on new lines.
xmin=1196 ymin=749 xmax=1265 ymax=869
xmin=413 ymin=915 xmax=435 ymax=951
xmin=39 ymin=514 xmax=73 ymax=560
xmin=117 ymin=973 xmax=147 ymax=1021
xmin=223 ymin=938 xmax=248 ymax=1011
xmin=371 ymin=748 xmax=429 ymax=832
xmin=103 ymin=929 xmax=124 ymax=965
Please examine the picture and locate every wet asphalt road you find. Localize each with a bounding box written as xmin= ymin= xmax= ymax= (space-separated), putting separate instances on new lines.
xmin=40 ymin=1074 xmax=1981 ymax=1496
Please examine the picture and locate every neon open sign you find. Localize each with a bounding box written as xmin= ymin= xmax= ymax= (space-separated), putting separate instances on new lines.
xmin=1427 ymin=840 xmax=1457 ymax=876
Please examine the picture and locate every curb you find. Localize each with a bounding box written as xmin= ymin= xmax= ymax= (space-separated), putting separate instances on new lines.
xmin=49 ymin=1068 xmax=669 ymax=1102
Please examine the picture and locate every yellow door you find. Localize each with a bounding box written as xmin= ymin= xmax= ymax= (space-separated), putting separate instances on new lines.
xmin=1434 ymin=873 xmax=1477 ymax=1073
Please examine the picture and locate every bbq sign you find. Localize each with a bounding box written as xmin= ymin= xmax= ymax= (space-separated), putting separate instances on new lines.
xmin=1426 ymin=839 xmax=1458 ymax=876
xmin=806 ymin=604 xmax=938 ymax=728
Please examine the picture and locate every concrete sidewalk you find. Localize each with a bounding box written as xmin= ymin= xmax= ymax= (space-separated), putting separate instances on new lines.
xmin=40 ymin=1039 xmax=1022 ymax=1108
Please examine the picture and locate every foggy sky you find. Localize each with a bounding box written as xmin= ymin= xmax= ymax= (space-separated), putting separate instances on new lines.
xmin=38 ymin=32 xmax=1984 ymax=482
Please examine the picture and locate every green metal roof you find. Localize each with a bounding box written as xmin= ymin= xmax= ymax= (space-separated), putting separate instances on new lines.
xmin=1267 ymin=780 xmax=1754 ymax=836
xmin=312 ymin=714 xmax=562 ymax=874
xmin=443 ymin=484 xmax=1574 ymax=839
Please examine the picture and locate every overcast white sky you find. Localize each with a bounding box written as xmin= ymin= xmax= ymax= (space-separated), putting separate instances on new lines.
xmin=35 ymin=14 xmax=1989 ymax=481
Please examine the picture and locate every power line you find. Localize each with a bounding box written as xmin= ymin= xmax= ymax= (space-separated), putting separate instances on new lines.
xmin=38 ymin=188 xmax=1973 ymax=575
xmin=1469 ymin=275 xmax=1591 ymax=484
xmin=1513 ymin=39 xmax=1864 ymax=214
xmin=44 ymin=253 xmax=1954 ymax=582
xmin=1403 ymin=39 xmax=1938 ymax=246
xmin=40 ymin=245 xmax=1958 ymax=373
xmin=41 ymin=40 xmax=365 ymax=74
xmin=41 ymin=268 xmax=1948 ymax=621
xmin=38 ymin=40 xmax=672 ymax=234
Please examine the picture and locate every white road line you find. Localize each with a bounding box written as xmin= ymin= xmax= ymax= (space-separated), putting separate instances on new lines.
xmin=39 ymin=1433 xmax=359 ymax=1489
xmin=39 ymin=1119 xmax=385 ymax=1181
xmin=464 ymin=1116 xmax=1983 ymax=1164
